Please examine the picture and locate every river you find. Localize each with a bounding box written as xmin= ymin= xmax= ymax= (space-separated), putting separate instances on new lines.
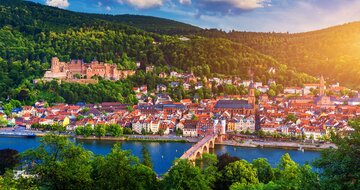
xmin=0 ymin=137 xmax=321 ymax=175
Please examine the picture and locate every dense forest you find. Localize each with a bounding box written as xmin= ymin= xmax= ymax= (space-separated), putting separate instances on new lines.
xmin=199 ymin=23 xmax=360 ymax=89
xmin=0 ymin=0 xmax=316 ymax=106
xmin=1 ymin=117 xmax=360 ymax=189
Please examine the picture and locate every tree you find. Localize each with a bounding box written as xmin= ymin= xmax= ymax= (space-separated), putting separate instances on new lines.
xmin=273 ymin=153 xmax=320 ymax=189
xmin=3 ymin=103 xmax=13 ymax=116
xmin=21 ymin=135 xmax=93 ymax=189
xmin=0 ymin=170 xmax=38 ymax=190
xmin=92 ymin=144 xmax=157 ymax=190
xmin=141 ymin=128 xmax=147 ymax=135
xmin=123 ymin=127 xmax=133 ymax=135
xmin=76 ymin=115 xmax=84 ymax=121
xmin=107 ymin=124 xmax=122 ymax=137
xmin=176 ymin=128 xmax=183 ymax=136
xmin=309 ymin=134 xmax=314 ymax=140
xmin=252 ymin=158 xmax=274 ymax=184
xmin=257 ymin=129 xmax=265 ymax=138
xmin=230 ymin=181 xmax=280 ymax=190
xmin=216 ymin=153 xmax=240 ymax=171
xmin=0 ymin=116 xmax=8 ymax=127
xmin=75 ymin=126 xmax=84 ymax=135
xmin=141 ymin=145 xmax=153 ymax=169
xmin=267 ymin=89 xmax=276 ymax=97
xmin=0 ymin=149 xmax=19 ymax=175
xmin=285 ymin=114 xmax=297 ymax=123
xmin=162 ymin=159 xmax=212 ymax=190
xmin=223 ymin=160 xmax=259 ymax=188
xmin=157 ymin=129 xmax=165 ymax=136
xmin=94 ymin=124 xmax=106 ymax=137
xmin=83 ymin=125 xmax=93 ymax=137
xmin=199 ymin=153 xmax=219 ymax=189
xmin=313 ymin=117 xmax=360 ymax=189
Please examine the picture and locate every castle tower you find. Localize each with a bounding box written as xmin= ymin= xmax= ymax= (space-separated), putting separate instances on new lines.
xmin=319 ymin=75 xmax=325 ymax=96
xmin=51 ymin=57 xmax=60 ymax=73
xmin=248 ymin=82 xmax=256 ymax=109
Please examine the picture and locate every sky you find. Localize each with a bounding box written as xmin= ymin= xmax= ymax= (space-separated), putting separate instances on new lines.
xmin=29 ymin=0 xmax=360 ymax=33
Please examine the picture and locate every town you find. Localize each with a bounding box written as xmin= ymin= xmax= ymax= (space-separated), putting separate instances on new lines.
xmin=0 ymin=65 xmax=357 ymax=149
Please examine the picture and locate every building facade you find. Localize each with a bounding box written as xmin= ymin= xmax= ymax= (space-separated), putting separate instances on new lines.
xmin=43 ymin=57 xmax=135 ymax=81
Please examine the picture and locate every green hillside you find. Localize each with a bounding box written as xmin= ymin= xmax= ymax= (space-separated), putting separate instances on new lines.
xmin=0 ymin=0 xmax=315 ymax=105
xmin=0 ymin=0 xmax=200 ymax=34
xmin=221 ymin=23 xmax=360 ymax=89
xmin=94 ymin=14 xmax=202 ymax=35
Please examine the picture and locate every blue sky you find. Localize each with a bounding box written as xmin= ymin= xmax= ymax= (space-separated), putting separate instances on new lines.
xmin=29 ymin=0 xmax=360 ymax=32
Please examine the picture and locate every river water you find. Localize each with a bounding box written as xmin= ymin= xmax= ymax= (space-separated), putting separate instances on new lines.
xmin=0 ymin=137 xmax=321 ymax=175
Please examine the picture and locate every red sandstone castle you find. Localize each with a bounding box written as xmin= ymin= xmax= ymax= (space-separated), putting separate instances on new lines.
xmin=43 ymin=57 xmax=135 ymax=82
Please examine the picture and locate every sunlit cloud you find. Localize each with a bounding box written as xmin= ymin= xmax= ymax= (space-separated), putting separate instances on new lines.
xmin=45 ymin=0 xmax=69 ymax=8
xmin=117 ymin=0 xmax=163 ymax=9
xmin=179 ymin=0 xmax=191 ymax=5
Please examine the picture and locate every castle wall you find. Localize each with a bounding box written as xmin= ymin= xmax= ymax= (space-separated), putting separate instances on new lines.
xmin=48 ymin=57 xmax=135 ymax=82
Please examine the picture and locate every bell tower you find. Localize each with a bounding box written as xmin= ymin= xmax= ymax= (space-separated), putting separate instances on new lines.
xmin=247 ymin=67 xmax=256 ymax=111
xmin=248 ymin=82 xmax=256 ymax=108
xmin=319 ymin=75 xmax=325 ymax=96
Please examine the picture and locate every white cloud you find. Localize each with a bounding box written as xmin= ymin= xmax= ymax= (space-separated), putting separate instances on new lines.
xmin=105 ymin=6 xmax=112 ymax=11
xmin=205 ymin=0 xmax=268 ymax=10
xmin=117 ymin=0 xmax=163 ymax=9
xmin=45 ymin=0 xmax=69 ymax=9
xmin=179 ymin=0 xmax=191 ymax=5
xmin=192 ymin=0 xmax=360 ymax=33
xmin=97 ymin=1 xmax=103 ymax=7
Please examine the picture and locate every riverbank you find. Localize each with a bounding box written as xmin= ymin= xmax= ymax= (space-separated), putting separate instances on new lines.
xmin=218 ymin=140 xmax=336 ymax=151
xmin=75 ymin=135 xmax=196 ymax=143
xmin=0 ymin=129 xmax=335 ymax=151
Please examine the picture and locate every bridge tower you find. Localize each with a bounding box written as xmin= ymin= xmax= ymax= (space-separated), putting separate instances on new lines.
xmin=213 ymin=119 xmax=218 ymax=134
xmin=220 ymin=119 xmax=226 ymax=135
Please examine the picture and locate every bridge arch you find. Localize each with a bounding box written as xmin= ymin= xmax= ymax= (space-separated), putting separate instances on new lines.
xmin=202 ymin=145 xmax=208 ymax=154
xmin=195 ymin=151 xmax=202 ymax=160
xmin=209 ymin=140 xmax=214 ymax=149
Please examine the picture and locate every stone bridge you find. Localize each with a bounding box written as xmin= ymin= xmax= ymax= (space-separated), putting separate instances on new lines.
xmin=180 ymin=134 xmax=223 ymax=161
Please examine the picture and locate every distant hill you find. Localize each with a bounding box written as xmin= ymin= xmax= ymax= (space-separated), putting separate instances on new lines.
xmin=201 ymin=22 xmax=360 ymax=89
xmin=95 ymin=14 xmax=202 ymax=35
xmin=0 ymin=0 xmax=200 ymax=35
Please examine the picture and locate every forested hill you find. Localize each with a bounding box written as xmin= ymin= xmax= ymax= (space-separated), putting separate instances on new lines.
xmin=0 ymin=0 xmax=200 ymax=34
xmin=0 ymin=0 xmax=316 ymax=105
xmin=94 ymin=14 xmax=202 ymax=35
xmin=200 ymin=22 xmax=360 ymax=89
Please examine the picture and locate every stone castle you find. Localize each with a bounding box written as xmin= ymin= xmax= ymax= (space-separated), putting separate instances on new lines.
xmin=42 ymin=57 xmax=135 ymax=82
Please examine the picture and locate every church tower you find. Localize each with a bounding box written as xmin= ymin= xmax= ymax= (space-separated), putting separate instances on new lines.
xmin=248 ymin=82 xmax=256 ymax=109
xmin=319 ymin=75 xmax=325 ymax=96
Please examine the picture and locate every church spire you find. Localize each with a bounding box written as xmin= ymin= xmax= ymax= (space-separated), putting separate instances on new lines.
xmin=319 ymin=75 xmax=325 ymax=96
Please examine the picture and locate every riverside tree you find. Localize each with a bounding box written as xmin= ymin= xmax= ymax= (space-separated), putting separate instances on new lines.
xmin=141 ymin=145 xmax=153 ymax=169
xmin=313 ymin=117 xmax=360 ymax=189
xmin=21 ymin=135 xmax=94 ymax=190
